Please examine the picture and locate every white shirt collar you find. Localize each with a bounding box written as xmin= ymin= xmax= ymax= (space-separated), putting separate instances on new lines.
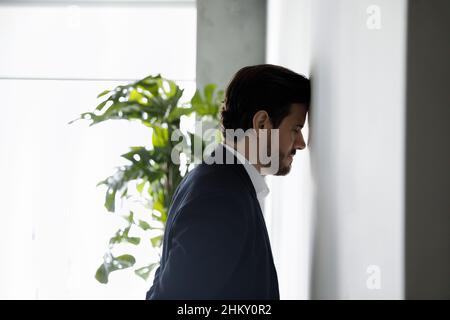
xmin=220 ymin=143 xmax=270 ymax=208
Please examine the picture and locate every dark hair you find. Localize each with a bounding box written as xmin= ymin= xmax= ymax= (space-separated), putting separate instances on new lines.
xmin=220 ymin=64 xmax=310 ymax=136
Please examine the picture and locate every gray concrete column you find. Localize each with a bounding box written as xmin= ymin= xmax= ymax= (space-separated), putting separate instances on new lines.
xmin=196 ymin=0 xmax=267 ymax=89
xmin=405 ymin=0 xmax=450 ymax=300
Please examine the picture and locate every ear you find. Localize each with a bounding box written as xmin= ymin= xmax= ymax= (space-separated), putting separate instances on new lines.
xmin=252 ymin=110 xmax=273 ymax=132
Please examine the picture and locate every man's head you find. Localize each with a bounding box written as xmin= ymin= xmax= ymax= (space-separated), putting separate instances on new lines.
xmin=220 ymin=64 xmax=310 ymax=175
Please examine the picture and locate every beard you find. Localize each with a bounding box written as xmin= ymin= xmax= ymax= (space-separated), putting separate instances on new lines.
xmin=274 ymin=150 xmax=292 ymax=176
xmin=259 ymin=146 xmax=293 ymax=176
xmin=257 ymin=131 xmax=295 ymax=175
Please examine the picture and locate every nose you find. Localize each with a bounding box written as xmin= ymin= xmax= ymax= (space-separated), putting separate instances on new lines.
xmin=294 ymin=131 xmax=307 ymax=151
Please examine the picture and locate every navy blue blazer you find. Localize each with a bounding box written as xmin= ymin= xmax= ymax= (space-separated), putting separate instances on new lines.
xmin=146 ymin=145 xmax=279 ymax=300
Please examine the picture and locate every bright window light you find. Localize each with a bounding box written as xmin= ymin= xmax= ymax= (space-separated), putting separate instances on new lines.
xmin=0 ymin=2 xmax=196 ymax=299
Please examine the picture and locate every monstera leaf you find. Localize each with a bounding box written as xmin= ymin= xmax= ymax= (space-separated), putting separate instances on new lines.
xmin=73 ymin=75 xmax=223 ymax=284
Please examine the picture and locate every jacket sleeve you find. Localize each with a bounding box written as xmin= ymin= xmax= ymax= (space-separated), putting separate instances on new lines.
xmin=147 ymin=193 xmax=249 ymax=299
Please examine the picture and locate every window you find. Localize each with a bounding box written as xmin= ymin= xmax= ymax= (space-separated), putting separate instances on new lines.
xmin=0 ymin=1 xmax=196 ymax=299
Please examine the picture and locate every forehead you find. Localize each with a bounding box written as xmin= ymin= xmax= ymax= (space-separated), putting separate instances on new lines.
xmin=282 ymin=103 xmax=308 ymax=125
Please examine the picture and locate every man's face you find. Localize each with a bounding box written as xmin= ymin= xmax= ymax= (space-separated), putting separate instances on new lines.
xmin=271 ymin=103 xmax=308 ymax=175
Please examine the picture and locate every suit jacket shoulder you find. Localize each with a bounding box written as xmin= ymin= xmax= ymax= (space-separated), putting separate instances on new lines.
xmin=146 ymin=147 xmax=279 ymax=300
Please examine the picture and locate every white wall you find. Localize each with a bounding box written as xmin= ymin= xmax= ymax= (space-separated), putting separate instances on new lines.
xmin=265 ymin=0 xmax=312 ymax=300
xmin=309 ymin=0 xmax=407 ymax=299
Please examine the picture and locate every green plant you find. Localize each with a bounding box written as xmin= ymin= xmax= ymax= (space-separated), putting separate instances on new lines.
xmin=72 ymin=74 xmax=223 ymax=283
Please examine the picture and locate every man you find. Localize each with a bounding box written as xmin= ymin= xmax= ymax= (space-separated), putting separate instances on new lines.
xmin=146 ymin=64 xmax=310 ymax=299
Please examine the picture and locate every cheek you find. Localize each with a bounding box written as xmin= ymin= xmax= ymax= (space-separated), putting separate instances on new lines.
xmin=276 ymin=129 xmax=292 ymax=153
